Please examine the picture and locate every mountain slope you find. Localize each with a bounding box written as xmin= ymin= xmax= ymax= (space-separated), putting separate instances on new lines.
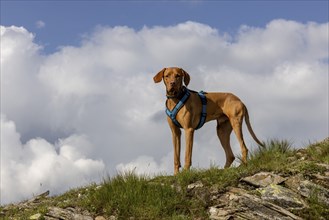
xmin=1 ymin=138 xmax=328 ymax=220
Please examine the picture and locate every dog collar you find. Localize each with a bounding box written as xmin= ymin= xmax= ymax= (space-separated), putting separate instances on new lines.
xmin=165 ymin=89 xmax=207 ymax=130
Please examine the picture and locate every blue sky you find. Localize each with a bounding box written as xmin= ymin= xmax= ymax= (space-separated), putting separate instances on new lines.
xmin=1 ymin=1 xmax=328 ymax=204
xmin=1 ymin=1 xmax=328 ymax=53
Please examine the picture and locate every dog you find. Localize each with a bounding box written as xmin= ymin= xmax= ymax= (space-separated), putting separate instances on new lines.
xmin=154 ymin=67 xmax=264 ymax=175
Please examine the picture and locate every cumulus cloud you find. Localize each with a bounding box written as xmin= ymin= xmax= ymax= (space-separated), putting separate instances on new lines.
xmin=1 ymin=20 xmax=328 ymax=204
xmin=116 ymin=154 xmax=172 ymax=176
xmin=0 ymin=115 xmax=105 ymax=204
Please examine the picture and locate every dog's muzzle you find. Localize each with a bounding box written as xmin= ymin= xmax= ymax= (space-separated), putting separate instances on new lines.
xmin=166 ymin=86 xmax=186 ymax=99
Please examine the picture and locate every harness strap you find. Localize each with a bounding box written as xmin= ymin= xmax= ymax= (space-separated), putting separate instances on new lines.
xmin=165 ymin=89 xmax=207 ymax=130
xmin=195 ymin=91 xmax=207 ymax=130
xmin=165 ymin=89 xmax=190 ymax=128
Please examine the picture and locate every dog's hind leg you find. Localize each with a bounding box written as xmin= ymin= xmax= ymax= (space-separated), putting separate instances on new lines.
xmin=230 ymin=115 xmax=249 ymax=165
xmin=217 ymin=119 xmax=235 ymax=168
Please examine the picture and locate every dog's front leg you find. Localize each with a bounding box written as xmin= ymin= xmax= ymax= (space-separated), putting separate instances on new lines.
xmin=169 ymin=123 xmax=182 ymax=175
xmin=184 ymin=128 xmax=195 ymax=170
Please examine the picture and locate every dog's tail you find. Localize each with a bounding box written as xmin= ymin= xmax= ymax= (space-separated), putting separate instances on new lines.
xmin=244 ymin=106 xmax=265 ymax=147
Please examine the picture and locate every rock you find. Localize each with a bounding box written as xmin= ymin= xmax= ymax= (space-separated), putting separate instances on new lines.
xmin=187 ymin=181 xmax=204 ymax=190
xmin=257 ymin=184 xmax=307 ymax=209
xmin=285 ymin=174 xmax=329 ymax=206
xmin=241 ymin=172 xmax=287 ymax=187
xmin=285 ymin=174 xmax=304 ymax=191
xmin=209 ymin=187 xmax=302 ymax=220
xmin=316 ymin=163 xmax=329 ymax=170
xmin=209 ymin=184 xmax=225 ymax=202
xmin=29 ymin=213 xmax=42 ymax=219
xmin=171 ymin=182 xmax=183 ymax=193
xmin=44 ymin=207 xmax=93 ymax=220
xmin=187 ymin=181 xmax=210 ymax=206
xmin=209 ymin=205 xmax=244 ymax=220
xmin=95 ymin=216 xmax=107 ymax=220
xmin=298 ymin=180 xmax=329 ymax=206
xmin=28 ymin=190 xmax=50 ymax=203
xmin=194 ymin=187 xmax=210 ymax=206
xmin=311 ymin=173 xmax=329 ymax=181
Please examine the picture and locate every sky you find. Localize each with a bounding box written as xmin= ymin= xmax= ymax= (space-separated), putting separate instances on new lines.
xmin=1 ymin=1 xmax=328 ymax=205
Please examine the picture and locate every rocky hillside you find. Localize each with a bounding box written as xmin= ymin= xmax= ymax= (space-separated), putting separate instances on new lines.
xmin=1 ymin=138 xmax=328 ymax=220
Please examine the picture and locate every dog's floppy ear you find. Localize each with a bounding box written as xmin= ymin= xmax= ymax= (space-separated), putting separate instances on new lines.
xmin=153 ymin=68 xmax=166 ymax=83
xmin=181 ymin=68 xmax=190 ymax=86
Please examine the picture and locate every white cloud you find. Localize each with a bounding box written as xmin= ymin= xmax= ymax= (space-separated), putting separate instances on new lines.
xmin=35 ymin=20 xmax=46 ymax=29
xmin=116 ymin=154 xmax=172 ymax=176
xmin=0 ymin=115 xmax=105 ymax=205
xmin=1 ymin=20 xmax=328 ymax=204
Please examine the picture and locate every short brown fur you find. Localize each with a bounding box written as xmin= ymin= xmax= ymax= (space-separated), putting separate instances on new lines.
xmin=154 ymin=67 xmax=264 ymax=175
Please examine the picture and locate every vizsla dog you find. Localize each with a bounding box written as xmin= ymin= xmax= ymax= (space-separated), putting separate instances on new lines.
xmin=154 ymin=67 xmax=264 ymax=175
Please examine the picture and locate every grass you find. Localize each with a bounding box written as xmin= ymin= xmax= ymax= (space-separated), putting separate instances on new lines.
xmin=305 ymin=138 xmax=329 ymax=163
xmin=1 ymin=138 xmax=328 ymax=219
xmin=80 ymin=172 xmax=197 ymax=219
xmin=246 ymin=139 xmax=294 ymax=171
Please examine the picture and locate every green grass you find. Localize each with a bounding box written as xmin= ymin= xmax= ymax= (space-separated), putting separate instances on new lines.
xmin=80 ymin=171 xmax=200 ymax=219
xmin=1 ymin=138 xmax=328 ymax=219
xmin=305 ymin=138 xmax=329 ymax=163
xmin=246 ymin=139 xmax=294 ymax=171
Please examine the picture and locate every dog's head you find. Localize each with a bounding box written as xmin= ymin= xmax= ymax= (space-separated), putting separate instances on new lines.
xmin=153 ymin=67 xmax=190 ymax=97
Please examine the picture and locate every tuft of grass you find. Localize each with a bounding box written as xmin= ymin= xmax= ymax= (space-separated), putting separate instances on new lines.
xmin=235 ymin=139 xmax=295 ymax=174
xmin=305 ymin=138 xmax=329 ymax=163
xmin=293 ymin=161 xmax=327 ymax=175
xmin=80 ymin=171 xmax=196 ymax=219
xmin=250 ymin=139 xmax=293 ymax=158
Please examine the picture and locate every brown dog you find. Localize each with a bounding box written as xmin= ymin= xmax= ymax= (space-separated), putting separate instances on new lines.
xmin=154 ymin=67 xmax=264 ymax=175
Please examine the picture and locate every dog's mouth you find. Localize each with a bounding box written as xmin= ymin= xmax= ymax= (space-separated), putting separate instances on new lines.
xmin=166 ymin=86 xmax=183 ymax=98
xmin=167 ymin=89 xmax=178 ymax=96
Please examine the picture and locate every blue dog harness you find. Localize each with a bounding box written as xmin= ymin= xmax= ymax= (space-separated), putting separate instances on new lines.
xmin=165 ymin=88 xmax=207 ymax=130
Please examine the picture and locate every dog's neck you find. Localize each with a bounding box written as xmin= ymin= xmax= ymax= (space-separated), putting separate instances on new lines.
xmin=166 ymin=86 xmax=187 ymax=100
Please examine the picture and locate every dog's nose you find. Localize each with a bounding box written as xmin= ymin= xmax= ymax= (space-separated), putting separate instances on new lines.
xmin=170 ymin=81 xmax=176 ymax=86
